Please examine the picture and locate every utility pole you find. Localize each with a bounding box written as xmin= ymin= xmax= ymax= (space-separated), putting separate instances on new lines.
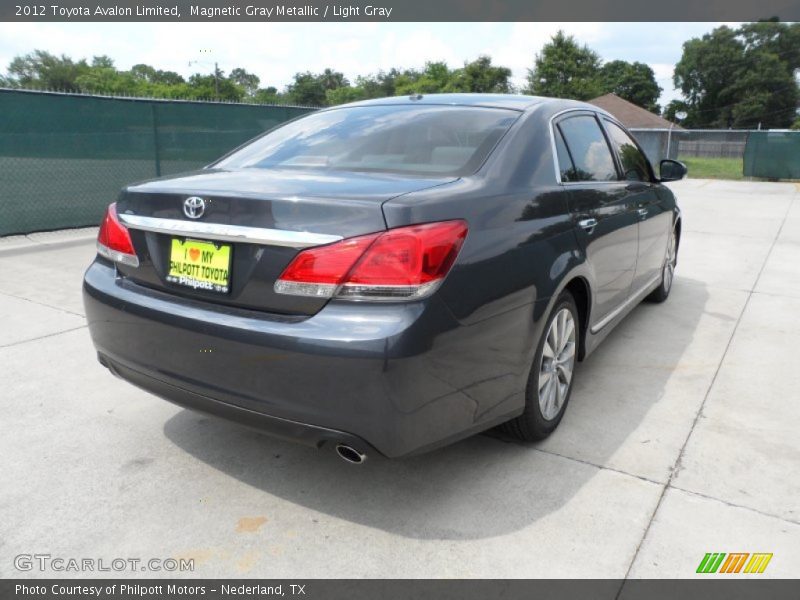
xmin=189 ymin=55 xmax=221 ymax=100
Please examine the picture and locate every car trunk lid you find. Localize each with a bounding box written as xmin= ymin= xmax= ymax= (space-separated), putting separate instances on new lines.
xmin=115 ymin=167 xmax=455 ymax=316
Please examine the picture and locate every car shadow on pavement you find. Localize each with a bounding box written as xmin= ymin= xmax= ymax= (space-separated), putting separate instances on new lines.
xmin=163 ymin=278 xmax=710 ymax=540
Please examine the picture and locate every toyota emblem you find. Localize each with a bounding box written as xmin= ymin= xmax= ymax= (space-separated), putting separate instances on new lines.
xmin=183 ymin=197 xmax=206 ymax=219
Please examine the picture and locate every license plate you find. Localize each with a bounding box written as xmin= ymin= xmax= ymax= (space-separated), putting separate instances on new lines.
xmin=167 ymin=238 xmax=231 ymax=293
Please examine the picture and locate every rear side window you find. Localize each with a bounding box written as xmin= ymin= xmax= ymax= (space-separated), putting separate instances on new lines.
xmin=604 ymin=120 xmax=651 ymax=182
xmin=556 ymin=115 xmax=617 ymax=182
xmin=216 ymin=105 xmax=520 ymax=177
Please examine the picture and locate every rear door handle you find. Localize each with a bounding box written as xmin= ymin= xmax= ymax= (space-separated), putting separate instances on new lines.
xmin=578 ymin=218 xmax=598 ymax=231
xmin=637 ymin=208 xmax=648 ymax=218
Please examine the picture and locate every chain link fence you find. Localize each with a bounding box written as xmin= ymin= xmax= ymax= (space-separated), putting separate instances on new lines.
xmin=3 ymin=91 xmax=799 ymax=237
xmin=0 ymin=89 xmax=314 ymax=236
xmin=630 ymin=127 xmax=800 ymax=180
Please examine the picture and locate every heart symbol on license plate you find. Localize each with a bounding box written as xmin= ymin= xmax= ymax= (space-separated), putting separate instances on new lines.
xmin=189 ymin=248 xmax=200 ymax=261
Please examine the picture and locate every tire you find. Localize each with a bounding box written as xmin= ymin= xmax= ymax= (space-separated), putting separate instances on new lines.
xmin=502 ymin=290 xmax=579 ymax=442
xmin=647 ymin=226 xmax=678 ymax=303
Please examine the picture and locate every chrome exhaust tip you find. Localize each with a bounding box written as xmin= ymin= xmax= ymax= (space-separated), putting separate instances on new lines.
xmin=335 ymin=444 xmax=366 ymax=465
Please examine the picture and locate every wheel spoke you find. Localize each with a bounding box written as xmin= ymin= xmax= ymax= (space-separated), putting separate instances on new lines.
xmin=550 ymin=317 xmax=559 ymax=353
xmin=558 ymin=311 xmax=568 ymax=351
xmin=562 ymin=318 xmax=575 ymax=349
xmin=558 ymin=341 xmax=576 ymax=363
xmin=557 ymin=363 xmax=573 ymax=385
xmin=549 ymin=377 xmax=559 ymax=414
xmin=542 ymin=339 xmax=555 ymax=359
xmin=554 ymin=377 xmax=564 ymax=409
xmin=538 ymin=369 xmax=552 ymax=391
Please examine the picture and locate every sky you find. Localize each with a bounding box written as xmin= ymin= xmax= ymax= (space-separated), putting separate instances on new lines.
xmin=0 ymin=22 xmax=737 ymax=107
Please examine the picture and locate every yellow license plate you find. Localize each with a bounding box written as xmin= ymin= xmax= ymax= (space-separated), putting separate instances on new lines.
xmin=167 ymin=238 xmax=231 ymax=293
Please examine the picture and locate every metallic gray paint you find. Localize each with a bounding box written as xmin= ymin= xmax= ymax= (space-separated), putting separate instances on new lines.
xmin=83 ymin=94 xmax=681 ymax=457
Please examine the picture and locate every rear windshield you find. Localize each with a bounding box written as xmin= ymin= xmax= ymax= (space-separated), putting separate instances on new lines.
xmin=215 ymin=105 xmax=520 ymax=176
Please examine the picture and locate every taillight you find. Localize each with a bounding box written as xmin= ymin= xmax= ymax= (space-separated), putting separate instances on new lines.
xmin=96 ymin=203 xmax=139 ymax=267
xmin=275 ymin=220 xmax=467 ymax=301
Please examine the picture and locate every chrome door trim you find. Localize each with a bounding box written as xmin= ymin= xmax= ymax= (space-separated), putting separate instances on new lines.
xmin=589 ymin=273 xmax=662 ymax=334
xmin=118 ymin=214 xmax=343 ymax=248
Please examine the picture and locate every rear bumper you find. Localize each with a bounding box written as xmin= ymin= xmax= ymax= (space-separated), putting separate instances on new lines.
xmin=83 ymin=260 xmax=530 ymax=457
xmin=101 ymin=355 xmax=378 ymax=455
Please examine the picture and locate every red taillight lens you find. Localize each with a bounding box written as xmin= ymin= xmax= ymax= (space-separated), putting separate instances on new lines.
xmin=275 ymin=220 xmax=467 ymax=301
xmin=96 ymin=203 xmax=139 ymax=267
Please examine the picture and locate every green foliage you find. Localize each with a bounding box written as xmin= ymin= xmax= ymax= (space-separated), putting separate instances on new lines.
xmin=319 ymin=57 xmax=512 ymax=106
xmin=130 ymin=64 xmax=185 ymax=86
xmin=1 ymin=49 xmax=254 ymax=101
xmin=674 ymin=22 xmax=800 ymax=128
xmin=252 ymin=86 xmax=286 ymax=104
xmin=228 ymin=68 xmax=260 ymax=96
xmin=285 ymin=72 xmax=327 ymax=106
xmin=186 ymin=72 xmax=244 ymax=101
xmin=325 ymin=86 xmax=367 ymax=105
xmin=394 ymin=61 xmax=454 ymax=95
xmin=525 ymin=31 xmax=603 ymax=100
xmin=599 ymin=60 xmax=661 ymax=113
xmin=356 ymin=70 xmax=401 ymax=98
xmin=663 ymin=100 xmax=690 ymax=122
xmin=452 ymin=56 xmax=513 ymax=93
xmin=7 ymin=50 xmax=90 ymax=92
xmin=524 ymin=32 xmax=661 ymax=111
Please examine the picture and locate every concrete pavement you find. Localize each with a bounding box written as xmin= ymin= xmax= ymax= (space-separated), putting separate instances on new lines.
xmin=0 ymin=180 xmax=798 ymax=579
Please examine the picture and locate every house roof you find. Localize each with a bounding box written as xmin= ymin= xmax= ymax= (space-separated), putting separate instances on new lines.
xmin=588 ymin=93 xmax=683 ymax=130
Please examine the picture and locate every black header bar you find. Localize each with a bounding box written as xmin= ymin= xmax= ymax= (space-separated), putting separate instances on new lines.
xmin=2 ymin=0 xmax=799 ymax=22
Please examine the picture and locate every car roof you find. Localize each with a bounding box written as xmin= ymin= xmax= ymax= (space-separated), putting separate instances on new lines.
xmin=338 ymin=93 xmax=559 ymax=112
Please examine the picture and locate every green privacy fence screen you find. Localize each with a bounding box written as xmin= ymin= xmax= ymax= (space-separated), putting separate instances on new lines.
xmin=743 ymin=131 xmax=800 ymax=180
xmin=0 ymin=89 xmax=315 ymax=236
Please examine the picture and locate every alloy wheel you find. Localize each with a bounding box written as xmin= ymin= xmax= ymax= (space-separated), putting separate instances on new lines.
xmin=664 ymin=231 xmax=677 ymax=292
xmin=538 ymin=308 xmax=576 ymax=421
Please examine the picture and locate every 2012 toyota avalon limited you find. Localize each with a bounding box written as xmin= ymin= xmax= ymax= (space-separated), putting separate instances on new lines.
xmin=83 ymin=94 xmax=685 ymax=463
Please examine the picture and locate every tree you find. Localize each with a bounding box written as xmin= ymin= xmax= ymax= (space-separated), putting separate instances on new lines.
xmin=525 ymin=31 xmax=603 ymax=100
xmin=674 ymin=26 xmax=747 ymax=127
xmin=228 ymin=67 xmax=260 ymax=96
xmin=739 ymin=19 xmax=800 ymax=73
xmin=453 ymin=55 xmax=513 ymax=93
xmin=663 ymin=99 xmax=690 ymax=122
xmin=75 ymin=65 xmax=136 ymax=95
xmin=326 ymin=86 xmax=367 ymax=105
xmin=253 ymin=86 xmax=284 ymax=104
xmin=599 ymin=60 xmax=661 ymax=113
xmin=6 ymin=50 xmax=89 ymax=91
xmin=130 ymin=64 xmax=185 ymax=86
xmin=394 ymin=61 xmax=454 ymax=95
xmin=317 ymin=68 xmax=348 ymax=91
xmin=674 ymin=23 xmax=799 ymax=128
xmin=286 ymin=72 xmax=327 ymax=105
xmin=357 ymin=69 xmax=401 ymax=98
xmin=187 ymin=72 xmax=244 ymax=101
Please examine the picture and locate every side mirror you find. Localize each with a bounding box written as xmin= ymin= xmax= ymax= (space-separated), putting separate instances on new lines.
xmin=659 ymin=159 xmax=687 ymax=182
